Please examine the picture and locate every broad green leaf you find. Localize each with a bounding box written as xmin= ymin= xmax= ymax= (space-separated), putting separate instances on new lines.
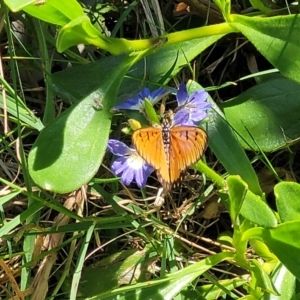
xmin=262 ymin=221 xmax=300 ymax=280
xmin=52 ymin=35 xmax=225 ymax=103
xmin=226 ymin=175 xmax=247 ymax=222
xmin=57 ymin=16 xmax=109 ymax=53
xmin=28 ymin=55 xmax=139 ymax=193
xmin=4 ymin=0 xmax=37 ymax=11
xmin=21 ymin=0 xmax=83 ymax=25
xmin=28 ymin=93 xmax=110 ymax=193
xmin=266 ymin=263 xmax=296 ymax=300
xmin=274 ymin=182 xmax=300 ymax=222
xmin=230 ymin=14 xmax=300 ymax=83
xmin=250 ymin=240 xmax=278 ymax=263
xmin=207 ymin=101 xmax=262 ymax=195
xmin=240 ymin=189 xmax=277 ymax=228
xmin=221 ymin=78 xmax=300 ymax=152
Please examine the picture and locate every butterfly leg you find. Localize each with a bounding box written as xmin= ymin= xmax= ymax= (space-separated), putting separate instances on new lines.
xmin=152 ymin=187 xmax=165 ymax=207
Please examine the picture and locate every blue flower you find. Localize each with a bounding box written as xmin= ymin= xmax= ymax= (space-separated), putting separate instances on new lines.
xmin=107 ymin=139 xmax=154 ymax=188
xmin=174 ymin=83 xmax=211 ymax=126
xmin=114 ymin=87 xmax=170 ymax=111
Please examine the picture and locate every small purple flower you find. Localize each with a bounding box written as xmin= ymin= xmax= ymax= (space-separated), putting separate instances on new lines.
xmin=174 ymin=83 xmax=211 ymax=126
xmin=107 ymin=139 xmax=154 ymax=188
xmin=114 ymin=87 xmax=170 ymax=111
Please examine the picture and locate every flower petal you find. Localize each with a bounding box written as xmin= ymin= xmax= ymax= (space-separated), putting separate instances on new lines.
xmin=135 ymin=163 xmax=154 ymax=187
xmin=111 ymin=157 xmax=128 ymax=174
xmin=109 ymin=140 xmax=154 ymax=188
xmin=188 ymin=90 xmax=209 ymax=106
xmin=176 ymin=83 xmax=189 ymax=106
xmin=174 ymin=84 xmax=211 ymax=126
xmin=121 ymin=165 xmax=135 ymax=185
xmin=113 ymin=96 xmax=141 ymax=110
xmin=107 ymin=139 xmax=133 ymax=156
xmin=150 ymin=88 xmax=170 ymax=103
xmin=133 ymin=166 xmax=145 ymax=187
xmin=113 ymin=87 xmax=171 ymax=111
xmin=173 ymin=110 xmax=191 ymax=126
xmin=138 ymin=88 xmax=151 ymax=99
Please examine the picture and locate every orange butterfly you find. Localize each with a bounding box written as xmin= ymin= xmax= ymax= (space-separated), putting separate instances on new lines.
xmin=132 ymin=113 xmax=207 ymax=190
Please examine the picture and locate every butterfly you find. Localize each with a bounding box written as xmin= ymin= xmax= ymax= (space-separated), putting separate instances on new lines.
xmin=132 ymin=113 xmax=208 ymax=190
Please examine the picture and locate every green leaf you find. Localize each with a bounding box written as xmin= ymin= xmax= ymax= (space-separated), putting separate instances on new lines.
xmin=57 ymin=16 xmax=107 ymax=53
xmin=0 ymin=202 xmax=43 ymax=237
xmin=0 ymin=95 xmax=43 ymax=131
xmin=28 ymin=94 xmax=111 ymax=193
xmin=22 ymin=0 xmax=84 ymax=25
xmin=250 ymin=260 xmax=278 ymax=295
xmin=207 ymin=100 xmax=262 ymax=195
xmin=214 ymin=0 xmax=231 ymax=20
xmin=28 ymin=55 xmax=138 ymax=193
xmin=240 ymin=189 xmax=277 ymax=228
xmin=262 ymin=221 xmax=300 ymax=280
xmin=221 ymin=78 xmax=300 ymax=152
xmin=230 ymin=14 xmax=300 ymax=83
xmin=250 ymin=240 xmax=278 ymax=263
xmin=266 ymin=263 xmax=296 ymax=300
xmin=274 ymin=182 xmax=300 ymax=222
xmin=249 ymin=0 xmax=272 ymax=13
xmin=195 ymin=278 xmax=246 ymax=299
xmin=4 ymin=0 xmax=40 ymax=11
xmin=0 ymin=73 xmax=44 ymax=130
xmin=144 ymin=98 xmax=160 ymax=125
xmin=52 ymin=35 xmax=225 ymax=103
xmin=226 ymin=175 xmax=247 ymax=222
xmin=225 ymin=175 xmax=276 ymax=227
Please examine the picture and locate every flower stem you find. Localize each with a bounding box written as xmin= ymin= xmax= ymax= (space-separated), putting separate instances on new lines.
xmin=195 ymin=160 xmax=224 ymax=188
xmin=99 ymin=23 xmax=237 ymax=55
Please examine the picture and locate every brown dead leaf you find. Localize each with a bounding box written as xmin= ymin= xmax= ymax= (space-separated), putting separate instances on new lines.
xmin=200 ymin=197 xmax=225 ymax=219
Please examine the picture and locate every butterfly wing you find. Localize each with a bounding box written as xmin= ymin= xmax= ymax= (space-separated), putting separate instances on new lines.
xmin=132 ymin=125 xmax=207 ymax=190
xmin=132 ymin=127 xmax=170 ymax=184
xmin=169 ymin=126 xmax=208 ymax=185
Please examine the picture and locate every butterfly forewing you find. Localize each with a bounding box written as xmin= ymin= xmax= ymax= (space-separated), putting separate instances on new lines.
xmin=170 ymin=126 xmax=207 ymax=167
xmin=132 ymin=127 xmax=170 ymax=184
xmin=168 ymin=140 xmax=184 ymax=188
xmin=169 ymin=126 xmax=207 ymax=185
